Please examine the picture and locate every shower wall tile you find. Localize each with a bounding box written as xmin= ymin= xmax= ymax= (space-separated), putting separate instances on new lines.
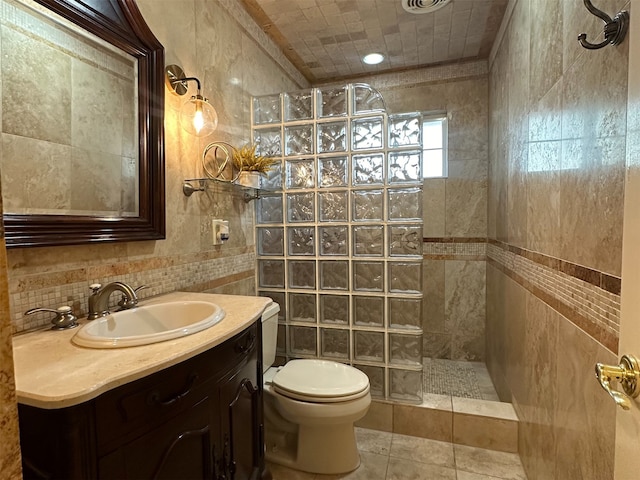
xmin=552 ymin=317 xmax=616 ymax=480
xmin=445 ymin=261 xmax=486 ymax=361
xmin=529 ymin=0 xmax=562 ymax=106
xmin=559 ymin=40 xmax=627 ymax=277
xmin=527 ymin=78 xmax=562 ymax=260
xmin=519 ymin=292 xmax=558 ymax=480
xmin=422 ymin=260 xmax=446 ymax=337
xmin=373 ymin=76 xmax=489 ymax=242
xmin=445 ymin=158 xmax=488 ymax=237
xmin=422 ymin=179 xmax=446 ymax=237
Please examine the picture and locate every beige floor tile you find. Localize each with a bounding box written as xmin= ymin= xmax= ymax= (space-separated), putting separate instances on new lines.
xmin=267 ymin=461 xmax=317 ymax=480
xmin=389 ymin=433 xmax=455 ymax=468
xmin=356 ymin=427 xmax=393 ymax=455
xmin=457 ymin=471 xmax=508 ymax=480
xmin=317 ymin=452 xmax=389 ymax=480
xmin=386 ymin=457 xmax=457 ymax=480
xmin=454 ymin=445 xmax=527 ymax=480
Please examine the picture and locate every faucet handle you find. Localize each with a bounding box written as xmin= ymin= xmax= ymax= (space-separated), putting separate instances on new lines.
xmin=89 ymin=283 xmax=102 ymax=293
xmin=117 ymin=285 xmax=146 ymax=310
xmin=25 ymin=306 xmax=78 ymax=330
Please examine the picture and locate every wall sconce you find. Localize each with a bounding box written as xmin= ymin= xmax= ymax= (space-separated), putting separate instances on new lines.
xmin=165 ymin=64 xmax=218 ymax=136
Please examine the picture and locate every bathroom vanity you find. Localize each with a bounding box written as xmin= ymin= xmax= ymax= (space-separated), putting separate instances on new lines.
xmin=13 ymin=292 xmax=271 ymax=480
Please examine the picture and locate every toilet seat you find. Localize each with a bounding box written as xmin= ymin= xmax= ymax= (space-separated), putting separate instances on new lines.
xmin=271 ymin=359 xmax=370 ymax=403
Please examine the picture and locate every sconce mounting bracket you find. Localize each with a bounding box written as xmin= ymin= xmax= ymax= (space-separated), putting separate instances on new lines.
xmin=165 ymin=64 xmax=189 ymax=95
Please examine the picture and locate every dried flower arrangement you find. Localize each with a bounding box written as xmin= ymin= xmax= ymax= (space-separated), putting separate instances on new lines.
xmin=232 ymin=144 xmax=278 ymax=174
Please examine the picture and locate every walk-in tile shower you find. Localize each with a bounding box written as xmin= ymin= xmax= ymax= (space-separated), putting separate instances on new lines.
xmin=253 ymin=84 xmax=424 ymax=402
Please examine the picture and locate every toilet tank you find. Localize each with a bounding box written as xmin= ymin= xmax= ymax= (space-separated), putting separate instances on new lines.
xmin=261 ymin=301 xmax=280 ymax=373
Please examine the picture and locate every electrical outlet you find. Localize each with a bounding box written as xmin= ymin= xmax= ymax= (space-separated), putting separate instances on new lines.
xmin=212 ymin=219 xmax=229 ymax=245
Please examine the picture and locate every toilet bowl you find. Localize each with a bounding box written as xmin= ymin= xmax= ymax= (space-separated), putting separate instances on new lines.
xmin=261 ymin=302 xmax=371 ymax=474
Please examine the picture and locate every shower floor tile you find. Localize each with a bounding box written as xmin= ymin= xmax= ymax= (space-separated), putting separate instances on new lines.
xmin=423 ymin=358 xmax=500 ymax=401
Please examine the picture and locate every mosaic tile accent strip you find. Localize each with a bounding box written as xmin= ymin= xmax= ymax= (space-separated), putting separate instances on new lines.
xmin=10 ymin=251 xmax=256 ymax=333
xmin=423 ymin=239 xmax=487 ymax=260
xmin=487 ymin=242 xmax=620 ymax=353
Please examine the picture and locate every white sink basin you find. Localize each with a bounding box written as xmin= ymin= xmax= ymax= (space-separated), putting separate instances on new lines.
xmin=72 ymin=301 xmax=225 ymax=348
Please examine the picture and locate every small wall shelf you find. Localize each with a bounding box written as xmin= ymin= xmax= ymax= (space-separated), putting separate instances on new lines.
xmin=183 ymin=177 xmax=270 ymax=202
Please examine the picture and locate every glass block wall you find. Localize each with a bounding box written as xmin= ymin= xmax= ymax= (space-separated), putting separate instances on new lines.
xmin=253 ymin=84 xmax=424 ymax=403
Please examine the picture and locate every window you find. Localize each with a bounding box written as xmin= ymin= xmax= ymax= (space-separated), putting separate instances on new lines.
xmin=422 ymin=115 xmax=447 ymax=178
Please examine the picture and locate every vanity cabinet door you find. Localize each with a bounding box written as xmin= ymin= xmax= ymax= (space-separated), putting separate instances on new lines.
xmin=217 ymin=346 xmax=262 ymax=480
xmin=98 ymin=395 xmax=217 ymax=479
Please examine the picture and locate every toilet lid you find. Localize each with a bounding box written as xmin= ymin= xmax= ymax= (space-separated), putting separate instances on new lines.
xmin=272 ymin=359 xmax=370 ymax=401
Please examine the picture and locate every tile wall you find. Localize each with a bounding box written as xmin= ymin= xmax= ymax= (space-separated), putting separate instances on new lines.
xmin=0 ymin=0 xmax=304 ymax=470
xmin=487 ymin=0 xmax=630 ymax=479
xmin=1 ymin=0 xmax=306 ymax=333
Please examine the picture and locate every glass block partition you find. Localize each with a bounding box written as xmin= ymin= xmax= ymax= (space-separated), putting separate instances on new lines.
xmin=253 ymin=84 xmax=424 ymax=402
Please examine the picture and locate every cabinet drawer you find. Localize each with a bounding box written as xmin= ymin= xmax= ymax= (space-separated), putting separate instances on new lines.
xmin=96 ymin=323 xmax=258 ymax=452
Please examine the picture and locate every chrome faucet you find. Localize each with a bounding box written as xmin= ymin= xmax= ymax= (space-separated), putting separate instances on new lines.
xmin=87 ymin=282 xmax=139 ymax=320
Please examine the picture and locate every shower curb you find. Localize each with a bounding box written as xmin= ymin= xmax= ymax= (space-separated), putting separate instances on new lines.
xmin=356 ymin=396 xmax=519 ymax=453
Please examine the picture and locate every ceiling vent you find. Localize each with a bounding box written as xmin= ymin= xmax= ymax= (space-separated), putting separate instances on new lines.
xmin=402 ymin=0 xmax=452 ymax=14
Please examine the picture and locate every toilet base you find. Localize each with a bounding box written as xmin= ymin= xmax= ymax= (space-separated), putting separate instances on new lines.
xmin=266 ymin=422 xmax=360 ymax=475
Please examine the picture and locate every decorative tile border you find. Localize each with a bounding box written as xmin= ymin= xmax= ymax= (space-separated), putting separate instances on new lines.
xmin=423 ymin=237 xmax=487 ymax=260
xmin=422 ymin=237 xmax=621 ymax=353
xmin=487 ymin=241 xmax=620 ymax=353
xmin=10 ymin=251 xmax=256 ymax=333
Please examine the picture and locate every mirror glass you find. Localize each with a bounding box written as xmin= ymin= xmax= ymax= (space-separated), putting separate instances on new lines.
xmin=1 ymin=0 xmax=139 ymax=217
xmin=0 ymin=0 xmax=165 ymax=248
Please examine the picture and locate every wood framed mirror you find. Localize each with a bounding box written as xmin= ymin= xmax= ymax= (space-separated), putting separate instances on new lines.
xmin=2 ymin=0 xmax=165 ymax=247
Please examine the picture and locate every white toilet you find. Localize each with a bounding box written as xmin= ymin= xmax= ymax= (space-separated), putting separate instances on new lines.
xmin=261 ymin=301 xmax=371 ymax=474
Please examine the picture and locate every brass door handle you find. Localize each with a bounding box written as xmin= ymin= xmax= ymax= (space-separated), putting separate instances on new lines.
xmin=595 ymin=354 xmax=640 ymax=410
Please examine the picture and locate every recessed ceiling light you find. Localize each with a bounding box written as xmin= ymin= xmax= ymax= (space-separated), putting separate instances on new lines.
xmin=363 ymin=53 xmax=384 ymax=65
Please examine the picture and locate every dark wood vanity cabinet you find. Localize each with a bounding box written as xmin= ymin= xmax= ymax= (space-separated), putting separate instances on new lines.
xmin=18 ymin=322 xmax=267 ymax=480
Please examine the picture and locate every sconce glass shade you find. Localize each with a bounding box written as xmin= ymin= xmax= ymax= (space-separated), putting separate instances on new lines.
xmin=180 ymin=94 xmax=218 ymax=137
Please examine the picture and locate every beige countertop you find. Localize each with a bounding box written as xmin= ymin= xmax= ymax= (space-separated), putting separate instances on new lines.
xmin=12 ymin=292 xmax=272 ymax=409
